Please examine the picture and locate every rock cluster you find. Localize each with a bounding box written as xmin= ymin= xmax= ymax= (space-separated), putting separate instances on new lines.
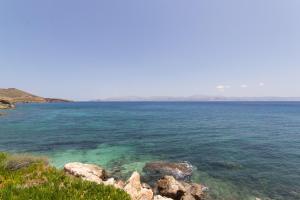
xmin=64 ymin=161 xmax=207 ymax=200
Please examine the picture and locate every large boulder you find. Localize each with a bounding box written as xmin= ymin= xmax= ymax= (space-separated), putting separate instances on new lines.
xmin=157 ymin=176 xmax=206 ymax=200
xmin=124 ymin=171 xmax=153 ymax=200
xmin=156 ymin=176 xmax=186 ymax=199
xmin=64 ymin=162 xmax=107 ymax=184
xmin=143 ymin=161 xmax=193 ymax=181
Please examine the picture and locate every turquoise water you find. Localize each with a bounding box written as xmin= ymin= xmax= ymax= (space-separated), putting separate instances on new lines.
xmin=0 ymin=102 xmax=299 ymax=200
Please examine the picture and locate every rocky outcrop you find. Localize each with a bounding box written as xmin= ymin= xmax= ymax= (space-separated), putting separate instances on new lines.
xmin=124 ymin=171 xmax=153 ymax=200
xmin=0 ymin=99 xmax=15 ymax=109
xmin=64 ymin=162 xmax=107 ymax=184
xmin=156 ymin=176 xmax=206 ymax=200
xmin=143 ymin=161 xmax=193 ymax=181
xmin=63 ymin=162 xmax=207 ymax=200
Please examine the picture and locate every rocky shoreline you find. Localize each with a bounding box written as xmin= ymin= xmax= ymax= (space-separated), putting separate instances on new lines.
xmin=64 ymin=161 xmax=208 ymax=200
xmin=0 ymin=99 xmax=15 ymax=109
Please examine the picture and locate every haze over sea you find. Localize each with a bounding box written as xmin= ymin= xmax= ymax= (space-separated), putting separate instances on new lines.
xmin=0 ymin=102 xmax=299 ymax=200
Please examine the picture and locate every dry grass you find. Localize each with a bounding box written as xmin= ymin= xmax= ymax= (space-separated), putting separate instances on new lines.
xmin=4 ymin=154 xmax=49 ymax=171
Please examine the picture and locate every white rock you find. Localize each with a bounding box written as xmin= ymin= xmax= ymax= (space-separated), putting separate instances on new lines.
xmin=103 ymin=177 xmax=115 ymax=186
xmin=64 ymin=162 xmax=106 ymax=184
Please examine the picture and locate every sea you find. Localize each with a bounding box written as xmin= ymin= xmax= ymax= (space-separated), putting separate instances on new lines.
xmin=0 ymin=102 xmax=299 ymax=200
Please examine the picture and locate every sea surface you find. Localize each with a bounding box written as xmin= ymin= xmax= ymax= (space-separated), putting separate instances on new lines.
xmin=0 ymin=102 xmax=299 ymax=200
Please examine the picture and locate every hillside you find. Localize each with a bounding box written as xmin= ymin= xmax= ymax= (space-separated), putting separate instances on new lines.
xmin=0 ymin=88 xmax=47 ymax=103
xmin=0 ymin=88 xmax=70 ymax=109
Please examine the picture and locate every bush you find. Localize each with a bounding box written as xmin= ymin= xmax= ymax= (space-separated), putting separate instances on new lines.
xmin=0 ymin=152 xmax=130 ymax=200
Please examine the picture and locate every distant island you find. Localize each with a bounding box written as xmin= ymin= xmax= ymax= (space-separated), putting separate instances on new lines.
xmin=0 ymin=88 xmax=71 ymax=109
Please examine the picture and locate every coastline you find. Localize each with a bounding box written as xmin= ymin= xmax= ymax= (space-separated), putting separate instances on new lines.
xmin=1 ymin=101 xmax=298 ymax=200
xmin=0 ymin=152 xmax=207 ymax=200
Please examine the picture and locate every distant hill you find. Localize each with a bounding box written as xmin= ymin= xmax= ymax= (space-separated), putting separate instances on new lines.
xmin=0 ymin=88 xmax=47 ymax=103
xmin=97 ymin=95 xmax=300 ymax=102
xmin=0 ymin=88 xmax=71 ymax=109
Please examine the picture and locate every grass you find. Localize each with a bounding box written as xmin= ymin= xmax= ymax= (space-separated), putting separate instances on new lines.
xmin=0 ymin=152 xmax=131 ymax=200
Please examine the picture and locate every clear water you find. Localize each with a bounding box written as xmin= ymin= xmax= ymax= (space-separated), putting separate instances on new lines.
xmin=0 ymin=102 xmax=299 ymax=200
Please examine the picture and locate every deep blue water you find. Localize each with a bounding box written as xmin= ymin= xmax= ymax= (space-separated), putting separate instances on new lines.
xmin=0 ymin=102 xmax=299 ymax=200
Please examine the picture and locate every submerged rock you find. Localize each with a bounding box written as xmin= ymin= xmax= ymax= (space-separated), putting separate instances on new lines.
xmin=64 ymin=162 xmax=106 ymax=184
xmin=156 ymin=176 xmax=206 ymax=200
xmin=143 ymin=161 xmax=193 ymax=181
xmin=124 ymin=171 xmax=153 ymax=200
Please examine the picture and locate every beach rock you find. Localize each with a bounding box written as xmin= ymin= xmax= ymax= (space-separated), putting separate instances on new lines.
xmin=154 ymin=195 xmax=173 ymax=200
xmin=156 ymin=176 xmax=186 ymax=199
xmin=143 ymin=161 xmax=193 ymax=181
xmin=124 ymin=171 xmax=153 ymax=200
xmin=64 ymin=162 xmax=106 ymax=184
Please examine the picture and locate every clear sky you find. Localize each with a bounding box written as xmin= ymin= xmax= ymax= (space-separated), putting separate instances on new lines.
xmin=0 ymin=0 xmax=299 ymax=100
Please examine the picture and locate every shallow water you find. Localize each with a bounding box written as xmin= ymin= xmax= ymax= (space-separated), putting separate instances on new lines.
xmin=0 ymin=102 xmax=299 ymax=200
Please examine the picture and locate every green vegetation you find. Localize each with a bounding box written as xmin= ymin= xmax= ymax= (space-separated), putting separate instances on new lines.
xmin=0 ymin=152 xmax=131 ymax=200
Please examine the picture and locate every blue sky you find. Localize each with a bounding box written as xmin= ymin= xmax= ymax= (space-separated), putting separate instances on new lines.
xmin=0 ymin=0 xmax=299 ymax=100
